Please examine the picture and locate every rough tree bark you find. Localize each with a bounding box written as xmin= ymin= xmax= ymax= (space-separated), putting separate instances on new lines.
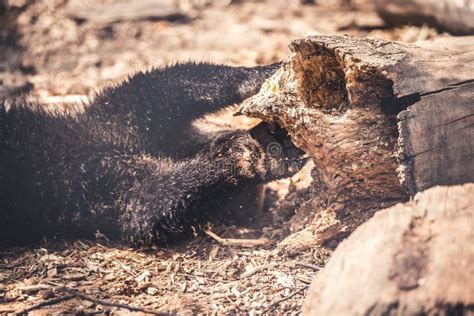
xmin=238 ymin=35 xmax=474 ymax=252
xmin=302 ymin=184 xmax=474 ymax=315
xmin=375 ymin=0 xmax=474 ymax=35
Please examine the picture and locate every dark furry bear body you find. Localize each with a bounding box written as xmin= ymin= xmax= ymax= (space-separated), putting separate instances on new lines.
xmin=0 ymin=62 xmax=300 ymax=246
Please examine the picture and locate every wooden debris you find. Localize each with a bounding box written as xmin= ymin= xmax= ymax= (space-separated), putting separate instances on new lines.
xmin=18 ymin=284 xmax=50 ymax=294
xmin=16 ymin=294 xmax=76 ymax=314
xmin=204 ymin=230 xmax=272 ymax=248
xmin=0 ymin=236 xmax=330 ymax=314
xmin=240 ymin=263 xmax=277 ymax=278
xmin=295 ymin=262 xmax=322 ymax=271
xmin=16 ymin=286 xmax=164 ymax=315
xmin=263 ymin=285 xmax=309 ymax=313
xmin=55 ymin=287 xmax=164 ymax=315
xmin=65 ymin=0 xmax=187 ymax=24
xmin=375 ymin=0 xmax=474 ymax=35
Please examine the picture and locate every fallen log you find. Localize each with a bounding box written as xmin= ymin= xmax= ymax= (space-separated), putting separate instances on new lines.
xmin=65 ymin=0 xmax=187 ymax=24
xmin=375 ymin=0 xmax=474 ymax=35
xmin=239 ymin=35 xmax=474 ymax=251
xmin=302 ymin=184 xmax=474 ymax=315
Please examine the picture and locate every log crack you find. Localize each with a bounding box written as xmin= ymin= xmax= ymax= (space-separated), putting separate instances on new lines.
xmin=419 ymin=79 xmax=474 ymax=98
xmin=433 ymin=113 xmax=474 ymax=128
xmin=390 ymin=79 xmax=474 ymax=116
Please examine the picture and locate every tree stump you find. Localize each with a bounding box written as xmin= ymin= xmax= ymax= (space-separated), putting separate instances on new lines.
xmin=375 ymin=0 xmax=474 ymax=35
xmin=238 ymin=35 xmax=474 ymax=252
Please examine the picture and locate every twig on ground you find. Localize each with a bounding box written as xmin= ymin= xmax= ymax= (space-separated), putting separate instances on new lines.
xmin=178 ymin=272 xmax=234 ymax=283
xmin=295 ymin=275 xmax=313 ymax=284
xmin=16 ymin=287 xmax=166 ymax=315
xmin=15 ymin=294 xmax=76 ymax=314
xmin=262 ymin=285 xmax=309 ymax=313
xmin=295 ymin=262 xmax=323 ymax=271
xmin=240 ymin=263 xmax=277 ymax=278
xmin=204 ymin=229 xmax=272 ymax=248
xmin=18 ymin=284 xmax=51 ymax=294
xmin=57 ymin=287 xmax=164 ymax=315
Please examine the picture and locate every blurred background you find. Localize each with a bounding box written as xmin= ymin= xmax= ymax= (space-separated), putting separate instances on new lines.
xmin=0 ymin=0 xmax=449 ymax=104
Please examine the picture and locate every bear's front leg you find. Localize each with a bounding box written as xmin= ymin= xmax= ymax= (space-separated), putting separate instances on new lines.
xmin=119 ymin=122 xmax=303 ymax=245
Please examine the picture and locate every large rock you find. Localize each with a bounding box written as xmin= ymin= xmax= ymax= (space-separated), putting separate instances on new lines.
xmin=302 ymin=184 xmax=474 ymax=315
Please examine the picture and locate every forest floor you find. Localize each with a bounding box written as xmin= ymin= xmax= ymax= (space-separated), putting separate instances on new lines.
xmin=0 ymin=0 xmax=441 ymax=314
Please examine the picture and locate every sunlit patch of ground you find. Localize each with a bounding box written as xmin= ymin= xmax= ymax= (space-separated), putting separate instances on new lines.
xmin=0 ymin=234 xmax=330 ymax=314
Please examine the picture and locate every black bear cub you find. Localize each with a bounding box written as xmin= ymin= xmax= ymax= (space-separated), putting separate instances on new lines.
xmin=0 ymin=62 xmax=302 ymax=246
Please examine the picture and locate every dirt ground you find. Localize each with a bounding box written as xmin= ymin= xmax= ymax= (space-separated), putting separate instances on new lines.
xmin=0 ymin=0 xmax=441 ymax=314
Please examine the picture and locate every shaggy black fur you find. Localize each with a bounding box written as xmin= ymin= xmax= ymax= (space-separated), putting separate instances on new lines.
xmin=0 ymin=62 xmax=302 ymax=246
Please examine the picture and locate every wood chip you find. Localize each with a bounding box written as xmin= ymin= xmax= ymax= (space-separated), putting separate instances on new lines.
xmin=241 ymin=263 xmax=277 ymax=278
xmin=205 ymin=230 xmax=272 ymax=248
